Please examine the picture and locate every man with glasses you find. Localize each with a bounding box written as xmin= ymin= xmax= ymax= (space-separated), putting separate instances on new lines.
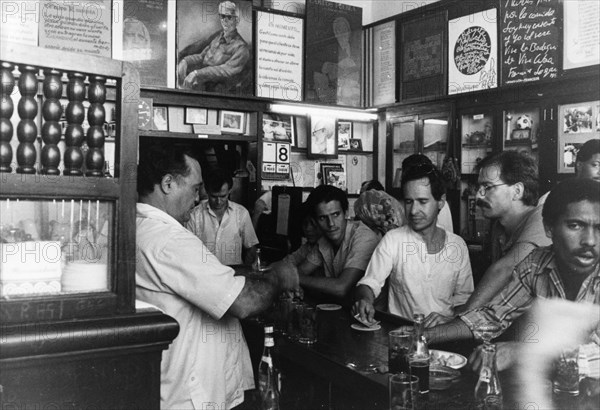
xmin=353 ymin=163 xmax=473 ymax=326
xmin=454 ymin=151 xmax=551 ymax=315
xmin=178 ymin=1 xmax=250 ymax=92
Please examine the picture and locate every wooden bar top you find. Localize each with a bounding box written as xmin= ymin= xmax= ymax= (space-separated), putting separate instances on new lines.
xmin=245 ymin=305 xmax=596 ymax=410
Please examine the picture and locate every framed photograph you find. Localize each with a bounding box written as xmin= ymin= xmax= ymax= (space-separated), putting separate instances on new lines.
xmin=337 ymin=121 xmax=352 ymax=150
xmin=308 ymin=115 xmax=337 ymax=158
xmin=176 ymin=0 xmax=254 ymax=96
xmin=557 ymin=101 xmax=600 ymax=173
xmin=262 ymin=113 xmax=295 ymax=145
xmin=320 ymin=163 xmax=343 ymax=186
xmin=185 ymin=107 xmax=208 ymax=125
xmin=153 ymin=106 xmax=169 ymax=131
xmin=220 ymin=110 xmax=245 ymax=134
xmin=510 ymin=129 xmax=530 ymax=141
xmin=348 ymin=138 xmax=363 ymax=151
xmin=305 ymin=0 xmax=362 ymax=107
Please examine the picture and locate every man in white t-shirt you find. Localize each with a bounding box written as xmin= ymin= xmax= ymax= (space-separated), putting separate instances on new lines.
xmin=353 ymin=163 xmax=473 ymax=325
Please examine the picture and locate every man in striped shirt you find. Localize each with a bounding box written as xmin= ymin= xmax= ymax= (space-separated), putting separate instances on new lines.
xmin=424 ymin=178 xmax=599 ymax=373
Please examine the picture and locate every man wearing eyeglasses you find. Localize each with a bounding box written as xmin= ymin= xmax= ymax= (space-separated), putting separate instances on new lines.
xmin=455 ymin=151 xmax=551 ymax=315
xmin=177 ymin=1 xmax=250 ymax=92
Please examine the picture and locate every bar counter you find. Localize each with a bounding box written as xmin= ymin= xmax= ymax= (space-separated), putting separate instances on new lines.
xmin=243 ymin=305 xmax=597 ymax=410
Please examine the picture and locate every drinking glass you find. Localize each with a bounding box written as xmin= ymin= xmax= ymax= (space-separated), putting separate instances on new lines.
xmin=297 ymin=304 xmax=318 ymax=344
xmin=552 ymin=347 xmax=580 ymax=396
xmin=408 ymin=353 xmax=430 ymax=394
xmin=389 ymin=373 xmax=419 ymax=410
xmin=472 ymin=321 xmax=503 ymax=347
xmin=388 ymin=329 xmax=414 ymax=374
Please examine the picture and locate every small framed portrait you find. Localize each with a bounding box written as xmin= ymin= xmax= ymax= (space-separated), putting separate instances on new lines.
xmin=308 ymin=115 xmax=337 ymax=158
xmin=152 ymin=106 xmax=169 ymax=131
xmin=337 ymin=121 xmax=352 ymax=150
xmin=220 ymin=110 xmax=246 ymax=134
xmin=349 ymin=138 xmax=363 ymax=151
xmin=185 ymin=107 xmax=208 ymax=125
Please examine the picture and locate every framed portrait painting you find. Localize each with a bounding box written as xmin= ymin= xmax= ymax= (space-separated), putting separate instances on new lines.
xmin=308 ymin=116 xmax=337 ymax=158
xmin=305 ymin=0 xmax=362 ymax=107
xmin=152 ymin=106 xmax=169 ymax=131
xmin=176 ymin=0 xmax=254 ymax=96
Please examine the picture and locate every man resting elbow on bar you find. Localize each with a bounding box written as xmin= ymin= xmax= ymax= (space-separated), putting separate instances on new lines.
xmin=424 ymin=178 xmax=600 ymax=373
xmin=293 ymin=185 xmax=380 ymax=307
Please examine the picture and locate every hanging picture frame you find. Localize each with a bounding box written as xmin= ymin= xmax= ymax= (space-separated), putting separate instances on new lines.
xmin=308 ymin=115 xmax=337 ymax=158
xmin=220 ymin=110 xmax=246 ymax=134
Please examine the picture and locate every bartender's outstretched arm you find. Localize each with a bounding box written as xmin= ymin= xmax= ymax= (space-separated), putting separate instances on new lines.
xmin=228 ymin=260 xmax=299 ymax=319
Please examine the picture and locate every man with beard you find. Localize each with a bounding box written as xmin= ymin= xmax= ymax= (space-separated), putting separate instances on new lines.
xmin=426 ymin=151 xmax=551 ymax=325
xmin=353 ymin=163 xmax=473 ymax=325
xmin=423 ymin=178 xmax=600 ymax=372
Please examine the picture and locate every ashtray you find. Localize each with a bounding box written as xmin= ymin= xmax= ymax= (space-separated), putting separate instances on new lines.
xmin=429 ymin=365 xmax=461 ymax=390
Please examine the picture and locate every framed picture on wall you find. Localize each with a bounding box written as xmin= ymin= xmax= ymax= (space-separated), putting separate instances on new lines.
xmin=557 ymin=101 xmax=600 ymax=173
xmin=220 ymin=110 xmax=245 ymax=134
xmin=348 ymin=138 xmax=363 ymax=151
xmin=262 ymin=113 xmax=295 ymax=145
xmin=152 ymin=106 xmax=169 ymax=130
xmin=308 ymin=115 xmax=337 ymax=158
xmin=185 ymin=107 xmax=208 ymax=125
xmin=176 ymin=0 xmax=254 ymax=96
xmin=337 ymin=121 xmax=352 ymax=150
xmin=305 ymin=0 xmax=362 ymax=107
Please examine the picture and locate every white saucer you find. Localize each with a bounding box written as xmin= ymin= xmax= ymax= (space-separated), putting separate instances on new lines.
xmin=317 ymin=303 xmax=342 ymax=311
xmin=351 ymin=323 xmax=381 ymax=332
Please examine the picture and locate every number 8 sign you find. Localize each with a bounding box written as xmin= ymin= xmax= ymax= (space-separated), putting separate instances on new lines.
xmin=277 ymin=143 xmax=290 ymax=163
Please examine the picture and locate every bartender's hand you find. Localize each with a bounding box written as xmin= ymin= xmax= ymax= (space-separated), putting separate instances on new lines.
xmin=424 ymin=312 xmax=455 ymax=328
xmin=469 ymin=341 xmax=520 ymax=373
xmin=269 ymin=260 xmax=300 ymax=292
xmin=352 ymin=299 xmax=376 ymax=325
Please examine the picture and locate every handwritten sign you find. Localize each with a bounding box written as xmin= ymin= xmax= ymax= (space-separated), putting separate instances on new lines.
xmin=39 ymin=0 xmax=112 ymax=57
xmin=563 ymin=0 xmax=600 ymax=70
xmin=372 ymin=21 xmax=396 ymax=106
xmin=256 ymin=11 xmax=304 ymax=101
xmin=500 ymin=0 xmax=560 ymax=84
xmin=448 ymin=9 xmax=498 ymax=95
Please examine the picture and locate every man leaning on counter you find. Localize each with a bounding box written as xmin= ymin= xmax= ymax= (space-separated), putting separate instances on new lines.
xmin=135 ymin=144 xmax=298 ymax=409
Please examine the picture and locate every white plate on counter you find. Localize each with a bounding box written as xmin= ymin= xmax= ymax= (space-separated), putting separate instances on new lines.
xmin=430 ymin=349 xmax=467 ymax=369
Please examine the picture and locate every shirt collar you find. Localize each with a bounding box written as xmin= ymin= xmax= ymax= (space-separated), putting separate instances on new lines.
xmin=201 ymin=199 xmax=233 ymax=216
xmin=221 ymin=29 xmax=238 ymax=43
xmin=136 ymin=202 xmax=182 ymax=227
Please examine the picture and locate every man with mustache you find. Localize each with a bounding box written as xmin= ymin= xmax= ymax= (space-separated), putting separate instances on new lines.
xmin=135 ymin=144 xmax=298 ymax=409
xmin=353 ymin=163 xmax=473 ymax=325
xmin=297 ymin=185 xmax=380 ymax=306
xmin=445 ymin=151 xmax=552 ymax=320
xmin=423 ymin=178 xmax=600 ymax=372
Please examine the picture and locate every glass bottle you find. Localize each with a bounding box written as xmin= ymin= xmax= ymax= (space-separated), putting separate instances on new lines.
xmin=410 ymin=313 xmax=430 ymax=394
xmin=474 ymin=343 xmax=503 ymax=410
xmin=258 ymin=326 xmax=280 ymax=410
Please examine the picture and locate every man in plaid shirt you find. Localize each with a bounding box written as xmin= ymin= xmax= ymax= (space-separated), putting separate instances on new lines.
xmin=424 ymin=178 xmax=599 ymax=374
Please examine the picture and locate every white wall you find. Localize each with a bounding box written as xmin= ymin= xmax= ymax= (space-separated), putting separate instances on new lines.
xmin=332 ymin=0 xmax=440 ymax=25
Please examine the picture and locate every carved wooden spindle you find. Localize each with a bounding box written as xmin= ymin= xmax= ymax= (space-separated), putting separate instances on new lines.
xmin=0 ymin=62 xmax=15 ymax=173
xmin=63 ymin=72 xmax=85 ymax=176
xmin=85 ymin=75 xmax=106 ymax=177
xmin=16 ymin=65 xmax=38 ymax=174
xmin=41 ymin=68 xmax=63 ymax=175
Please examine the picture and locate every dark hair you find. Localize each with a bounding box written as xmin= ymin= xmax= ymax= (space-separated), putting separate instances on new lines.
xmin=360 ymin=179 xmax=384 ymax=192
xmin=402 ymin=153 xmax=432 ymax=170
xmin=576 ymin=139 xmax=600 ymax=163
xmin=400 ymin=162 xmax=446 ymax=201
xmin=307 ymin=185 xmax=349 ymax=215
xmin=205 ymin=168 xmax=233 ymax=193
xmin=542 ymin=178 xmax=600 ymax=226
xmin=137 ymin=144 xmax=197 ymax=197
xmin=475 ymin=151 xmax=539 ymax=206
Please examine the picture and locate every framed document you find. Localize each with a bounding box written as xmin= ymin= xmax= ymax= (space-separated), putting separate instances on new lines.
xmin=255 ymin=11 xmax=304 ymax=101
